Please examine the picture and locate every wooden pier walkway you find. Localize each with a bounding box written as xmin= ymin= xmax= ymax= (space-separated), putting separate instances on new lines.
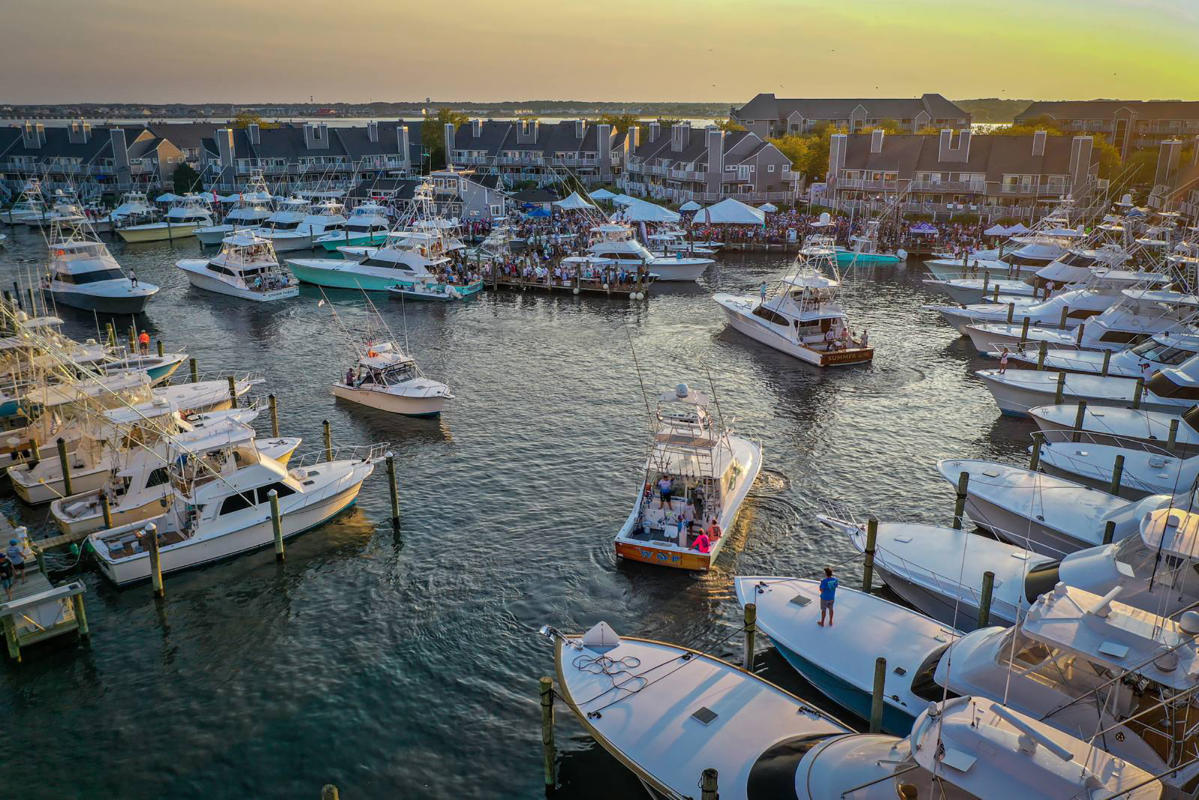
xmin=488 ymin=277 xmax=649 ymax=299
xmin=0 ymin=515 xmax=87 ymax=662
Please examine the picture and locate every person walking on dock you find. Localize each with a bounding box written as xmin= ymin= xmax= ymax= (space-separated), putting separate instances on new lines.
xmin=818 ymin=567 xmax=838 ymax=627
xmin=0 ymin=552 xmax=13 ymax=600
xmin=138 ymin=331 xmax=150 ymax=355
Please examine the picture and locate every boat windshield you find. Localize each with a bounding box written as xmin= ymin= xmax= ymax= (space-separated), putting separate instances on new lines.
xmin=1130 ymin=339 xmax=1196 ymax=365
xmin=58 ymin=268 xmax=124 ymax=284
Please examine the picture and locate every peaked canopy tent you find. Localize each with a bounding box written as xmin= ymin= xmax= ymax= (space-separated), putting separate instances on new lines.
xmin=155 ymin=193 xmax=181 ymax=203
xmin=692 ymin=198 xmax=766 ymax=226
xmin=983 ymin=224 xmax=1009 ymax=236
xmin=678 ymin=200 xmax=702 ymax=212
xmin=610 ymin=194 xmax=638 ymax=206
xmin=588 ymin=188 xmax=616 ymax=201
xmin=757 ymin=203 xmax=778 ymax=213
xmin=614 ymin=199 xmax=680 ymax=224
xmin=553 ymin=191 xmax=596 ymax=211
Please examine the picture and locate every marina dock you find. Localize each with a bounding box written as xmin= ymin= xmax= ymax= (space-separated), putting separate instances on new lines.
xmin=0 ymin=517 xmax=87 ymax=662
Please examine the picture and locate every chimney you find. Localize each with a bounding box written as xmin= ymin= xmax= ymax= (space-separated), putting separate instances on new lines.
xmin=1068 ymin=136 xmax=1094 ymax=197
xmin=937 ymin=129 xmax=969 ymax=163
xmin=516 ymin=119 xmax=539 ymax=144
xmin=1193 ymin=135 xmax=1199 ymax=168
xmin=705 ymin=127 xmax=725 ymax=195
xmin=68 ymin=120 xmax=91 ymax=144
xmin=827 ymin=133 xmax=848 ymax=186
xmin=938 ymin=129 xmax=952 ymax=161
xmin=22 ymin=121 xmax=45 ymax=149
xmin=648 ymin=121 xmax=660 ymax=143
xmin=671 ymin=122 xmax=691 ymax=153
xmin=444 ymin=122 xmax=457 ymax=167
xmin=215 ymin=127 xmax=235 ymax=168
xmin=628 ymin=125 xmax=640 ymax=150
xmin=303 ymin=122 xmax=329 ymax=150
xmin=471 ymin=119 xmax=482 ymax=138
xmin=870 ymin=129 xmax=885 ymax=154
xmin=366 ymin=121 xmax=378 ymax=143
xmin=109 ymin=127 xmax=131 ymax=188
xmin=575 ymin=119 xmax=585 ymax=139
xmin=596 ymin=122 xmax=612 ymax=180
xmin=1155 ymin=139 xmax=1182 ymax=187
xmin=247 ymin=122 xmax=260 ymax=145
xmin=1031 ymin=129 xmax=1046 ymax=158
xmin=397 ymin=124 xmax=410 ymax=170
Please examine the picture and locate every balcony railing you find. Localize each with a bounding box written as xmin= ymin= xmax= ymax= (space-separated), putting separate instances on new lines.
xmin=909 ymin=180 xmax=987 ymax=193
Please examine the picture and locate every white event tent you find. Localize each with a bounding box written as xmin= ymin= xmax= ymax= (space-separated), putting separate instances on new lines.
xmin=692 ymin=198 xmax=766 ymax=225
xmin=553 ymin=191 xmax=596 ymax=211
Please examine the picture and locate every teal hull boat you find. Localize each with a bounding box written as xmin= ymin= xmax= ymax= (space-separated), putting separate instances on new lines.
xmin=318 ymin=232 xmax=389 ymax=252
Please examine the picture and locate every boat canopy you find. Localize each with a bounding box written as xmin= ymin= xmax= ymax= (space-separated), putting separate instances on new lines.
xmin=1121 ymin=288 xmax=1199 ymax=306
xmin=1140 ymin=508 xmax=1199 ymax=559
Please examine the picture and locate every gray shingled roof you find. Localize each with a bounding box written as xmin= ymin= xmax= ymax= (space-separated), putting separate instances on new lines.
xmin=735 ymin=93 xmax=967 ymax=122
xmin=1017 ymin=100 xmax=1199 ymax=122
xmin=841 ymin=133 xmax=1080 ymax=181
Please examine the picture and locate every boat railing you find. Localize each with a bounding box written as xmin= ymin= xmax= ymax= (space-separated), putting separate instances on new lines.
xmin=289 ymin=441 xmax=391 ymax=469
xmin=1033 ymin=428 xmax=1193 ymax=494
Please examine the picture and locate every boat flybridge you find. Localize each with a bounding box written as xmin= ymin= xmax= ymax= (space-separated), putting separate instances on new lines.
xmin=924 ymin=205 xmax=1086 ymax=280
xmin=248 ymin=197 xmax=345 ymax=252
xmin=925 ymin=242 xmax=1133 ymax=305
xmin=1006 ymin=330 xmax=1199 ymax=379
xmin=3 ymin=180 xmax=45 ymax=224
xmin=561 ymin=223 xmax=712 ymax=282
xmin=735 ymin=576 xmax=1186 ymax=795
xmin=117 ymin=194 xmax=214 ymax=243
xmin=106 ymin=191 xmax=159 ymax=230
xmin=87 ymin=426 xmax=382 ymax=585
xmin=25 ymin=191 xmax=86 ymax=230
xmin=822 ymin=506 xmax=1199 ymax=629
xmin=967 ymin=288 xmax=1199 ymax=358
xmin=541 ymin=620 xmax=1165 ymax=800
xmin=614 ymin=383 xmax=761 ymax=570
xmin=50 ymin=407 xmax=299 ymax=537
xmin=40 ymin=225 xmax=159 ymax=314
xmin=195 ymin=177 xmax=275 ymax=245
xmin=714 ymin=236 xmax=873 ymax=367
xmin=315 ymin=202 xmax=390 ymax=251
xmin=176 ymin=233 xmax=298 ymax=302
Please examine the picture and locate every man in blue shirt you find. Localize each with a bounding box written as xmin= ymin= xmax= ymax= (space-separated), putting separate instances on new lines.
xmin=818 ymin=567 xmax=838 ymax=627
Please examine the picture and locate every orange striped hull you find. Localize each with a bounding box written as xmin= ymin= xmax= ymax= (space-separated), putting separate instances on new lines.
xmin=616 ymin=541 xmax=712 ymax=571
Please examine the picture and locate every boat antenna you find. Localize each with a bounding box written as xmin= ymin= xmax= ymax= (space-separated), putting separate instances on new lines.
xmin=703 ymin=363 xmax=726 ymax=431
xmin=623 ymin=324 xmax=653 ymax=423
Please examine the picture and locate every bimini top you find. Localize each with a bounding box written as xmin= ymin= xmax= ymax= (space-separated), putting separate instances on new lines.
xmin=1121 ymin=288 xmax=1199 ymax=307
xmin=1022 ymin=583 xmax=1199 ymax=691
xmin=1140 ymin=507 xmax=1199 ymax=559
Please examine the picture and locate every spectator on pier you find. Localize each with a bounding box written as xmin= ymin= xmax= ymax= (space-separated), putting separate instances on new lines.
xmin=0 ymin=552 xmax=12 ymax=600
xmin=6 ymin=538 xmax=24 ymax=584
xmin=818 ymin=567 xmax=838 ymax=627
xmin=138 ymin=331 xmax=150 ymax=355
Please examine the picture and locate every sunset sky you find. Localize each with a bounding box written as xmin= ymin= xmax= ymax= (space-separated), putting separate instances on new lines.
xmin=3 ymin=0 xmax=1197 ymax=104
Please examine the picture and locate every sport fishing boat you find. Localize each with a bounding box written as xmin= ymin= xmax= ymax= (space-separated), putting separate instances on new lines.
xmin=924 ymin=213 xmax=1085 ymax=280
xmin=976 ymin=352 xmax=1199 ymax=417
xmin=714 ymin=236 xmax=873 ymax=367
xmin=176 ymin=233 xmax=298 ymax=302
xmin=315 ymin=202 xmax=390 ymax=251
xmin=834 ymin=220 xmax=905 ymax=265
xmin=645 ymin=229 xmax=718 ymax=256
xmin=250 ymin=198 xmax=346 ymax=253
xmin=934 ymin=456 xmax=1189 ymax=554
xmin=1037 ymin=436 xmax=1199 ymax=497
xmin=821 ymin=507 xmax=1199 ymax=628
xmin=924 ymin=243 xmax=1132 ymax=305
xmin=561 ymin=223 xmax=711 ymax=282
xmin=287 ymin=231 xmax=464 ymax=291
xmin=51 ymin=411 xmax=298 ymax=537
xmin=195 ymin=179 xmax=274 ymax=245
xmin=967 ymin=290 xmax=1199 ymax=359
xmin=333 ymin=341 xmax=451 ymax=417
xmin=40 ymin=231 xmax=159 ymax=314
xmin=3 ymin=181 xmax=46 ymax=225
xmin=117 ymin=194 xmax=214 ymax=243
xmin=24 ymin=192 xmax=86 ymax=230
xmin=735 ymin=576 xmax=1190 ymax=794
xmin=106 ymin=191 xmax=159 ymax=231
xmin=544 ymin=619 xmax=1164 ymax=800
xmin=614 ymin=383 xmax=760 ymax=570
xmin=88 ymin=437 xmax=382 ymax=585
xmin=1002 ymin=330 xmax=1199 ymax=377
xmin=1030 ymin=402 xmax=1199 ymax=457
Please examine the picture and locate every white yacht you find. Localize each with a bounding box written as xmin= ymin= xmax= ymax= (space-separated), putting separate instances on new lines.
xmin=976 ymin=352 xmax=1199 ymax=417
xmin=614 ymin=383 xmax=760 ymax=570
xmin=89 ymin=434 xmax=381 ymax=585
xmin=117 ymin=194 xmax=214 ymax=243
xmin=736 ymin=576 xmax=1192 ymax=793
xmin=924 ymin=243 xmax=1132 ymax=305
xmin=1030 ymin=402 xmax=1199 ymax=457
xmin=333 ymin=341 xmax=451 ymax=417
xmin=315 ymin=202 xmax=390 ymax=251
xmin=106 ymin=191 xmax=159 ymax=231
xmin=41 ymin=227 xmax=159 ymax=314
xmin=822 ymin=507 xmax=1199 ymax=628
xmin=176 ymin=233 xmax=298 ymax=302
xmin=25 ymin=191 xmax=86 ymax=230
xmin=714 ymin=236 xmax=873 ymax=367
xmin=249 ymin=197 xmax=346 ymax=252
xmin=924 ymin=212 xmax=1085 ymax=280
xmin=287 ymin=230 xmax=465 ymax=291
xmin=195 ymin=179 xmax=274 ymax=245
xmin=560 ymin=223 xmax=711 ymax=282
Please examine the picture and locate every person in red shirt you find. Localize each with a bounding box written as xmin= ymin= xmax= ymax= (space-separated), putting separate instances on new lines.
xmin=692 ymin=531 xmax=711 ymax=554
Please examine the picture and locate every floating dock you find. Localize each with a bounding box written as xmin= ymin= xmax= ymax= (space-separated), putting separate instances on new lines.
xmin=0 ymin=518 xmax=87 ymax=663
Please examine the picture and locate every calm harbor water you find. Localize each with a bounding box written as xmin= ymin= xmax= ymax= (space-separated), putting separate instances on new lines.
xmin=0 ymin=226 xmax=1033 ymax=799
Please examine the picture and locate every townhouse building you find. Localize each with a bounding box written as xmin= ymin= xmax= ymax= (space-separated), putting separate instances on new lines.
xmin=732 ymin=93 xmax=970 ymax=138
xmin=825 ymin=129 xmax=1100 ymax=221
xmin=1015 ymin=101 xmax=1199 ymax=160
xmin=619 ymin=122 xmax=799 ymax=205
xmin=0 ymin=120 xmax=186 ymax=196
xmin=444 ymin=118 xmax=625 ymax=187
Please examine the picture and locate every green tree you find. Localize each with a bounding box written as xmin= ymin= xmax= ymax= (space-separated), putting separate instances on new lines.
xmin=714 ymin=117 xmax=746 ymax=132
xmin=421 ymin=108 xmax=469 ymax=170
xmin=172 ymin=163 xmax=201 ymax=194
xmin=230 ymin=112 xmax=279 ymax=130
xmin=860 ymin=118 xmax=903 ymax=134
xmin=1091 ymin=134 xmax=1122 ymax=180
xmin=596 ymin=114 xmax=639 ymax=133
xmin=1123 ymin=148 xmax=1160 ymax=186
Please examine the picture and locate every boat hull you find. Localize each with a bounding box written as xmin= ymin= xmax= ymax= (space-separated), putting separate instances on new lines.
xmin=287 ymin=260 xmax=399 ymax=290
xmin=645 ymin=261 xmax=710 ymax=281
xmin=835 ymin=251 xmax=900 ymax=265
xmin=179 ymin=262 xmax=299 ymax=302
xmin=10 ymin=462 xmax=109 ymax=505
xmin=43 ymin=287 xmax=156 ymax=315
xmin=715 ymin=295 xmax=873 ymax=367
xmin=331 ymin=383 xmax=446 ymax=417
xmin=117 ymin=222 xmax=201 ymax=243
xmin=318 ymin=232 xmax=387 ymax=252
xmin=387 ymin=281 xmax=484 ymax=302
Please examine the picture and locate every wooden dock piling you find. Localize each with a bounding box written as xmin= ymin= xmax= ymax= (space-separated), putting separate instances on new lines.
xmin=101 ymin=492 xmax=113 ymax=529
xmin=862 ymin=516 xmax=878 ymax=592
xmin=227 ymin=376 xmax=238 ymax=409
xmin=1101 ymin=350 xmax=1111 ymax=376
xmin=540 ymin=676 xmax=556 ymax=791
xmin=157 ymin=340 xmax=164 ymax=358
xmin=952 ymin=471 xmax=969 ymax=530
xmin=1058 ymin=306 xmax=1069 ymax=330
xmin=56 ymin=437 xmax=73 ymax=497
xmin=269 ymin=394 xmax=279 ymax=437
xmin=1071 ymin=401 xmax=1087 ymax=442
xmin=321 ymin=787 xmax=339 ymax=800
xmin=146 ymin=523 xmax=164 ymax=598
xmin=1006 ymin=302 xmax=1014 ymax=324
xmin=1169 ymin=419 xmax=1180 ymax=454
xmin=269 ymin=489 xmax=284 ymax=561
xmin=1019 ymin=317 xmax=1030 ymax=344
xmin=323 ymin=420 xmax=332 ymax=462
xmin=386 ymin=452 xmax=399 ymax=523
xmin=1132 ymin=378 xmax=1145 ymax=409
xmin=742 ymin=602 xmax=757 ymax=670
xmin=1109 ymin=455 xmax=1125 ymax=496
xmin=1037 ymin=340 xmax=1047 ymax=370
xmin=1103 ymin=519 xmax=1116 ymax=544
xmin=189 ymin=357 xmax=198 ymax=383
xmin=700 ymin=768 xmax=718 ymax=800
xmin=869 ymin=657 xmax=887 ymax=733
xmin=978 ymin=571 xmax=995 ymax=627
xmin=1053 ymin=372 xmax=1066 ymax=404
xmin=1029 ymin=434 xmax=1042 ymax=471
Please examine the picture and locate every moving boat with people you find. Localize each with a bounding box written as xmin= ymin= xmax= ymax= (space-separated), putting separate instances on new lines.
xmin=614 ymin=383 xmax=761 ymax=570
xmin=714 ymin=236 xmax=873 ymax=367
xmin=40 ymin=230 xmax=159 ymax=314
xmin=117 ymin=194 xmax=214 ymax=243
xmin=176 ymin=233 xmax=298 ymax=302
xmin=834 ymin=220 xmax=905 ymax=265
